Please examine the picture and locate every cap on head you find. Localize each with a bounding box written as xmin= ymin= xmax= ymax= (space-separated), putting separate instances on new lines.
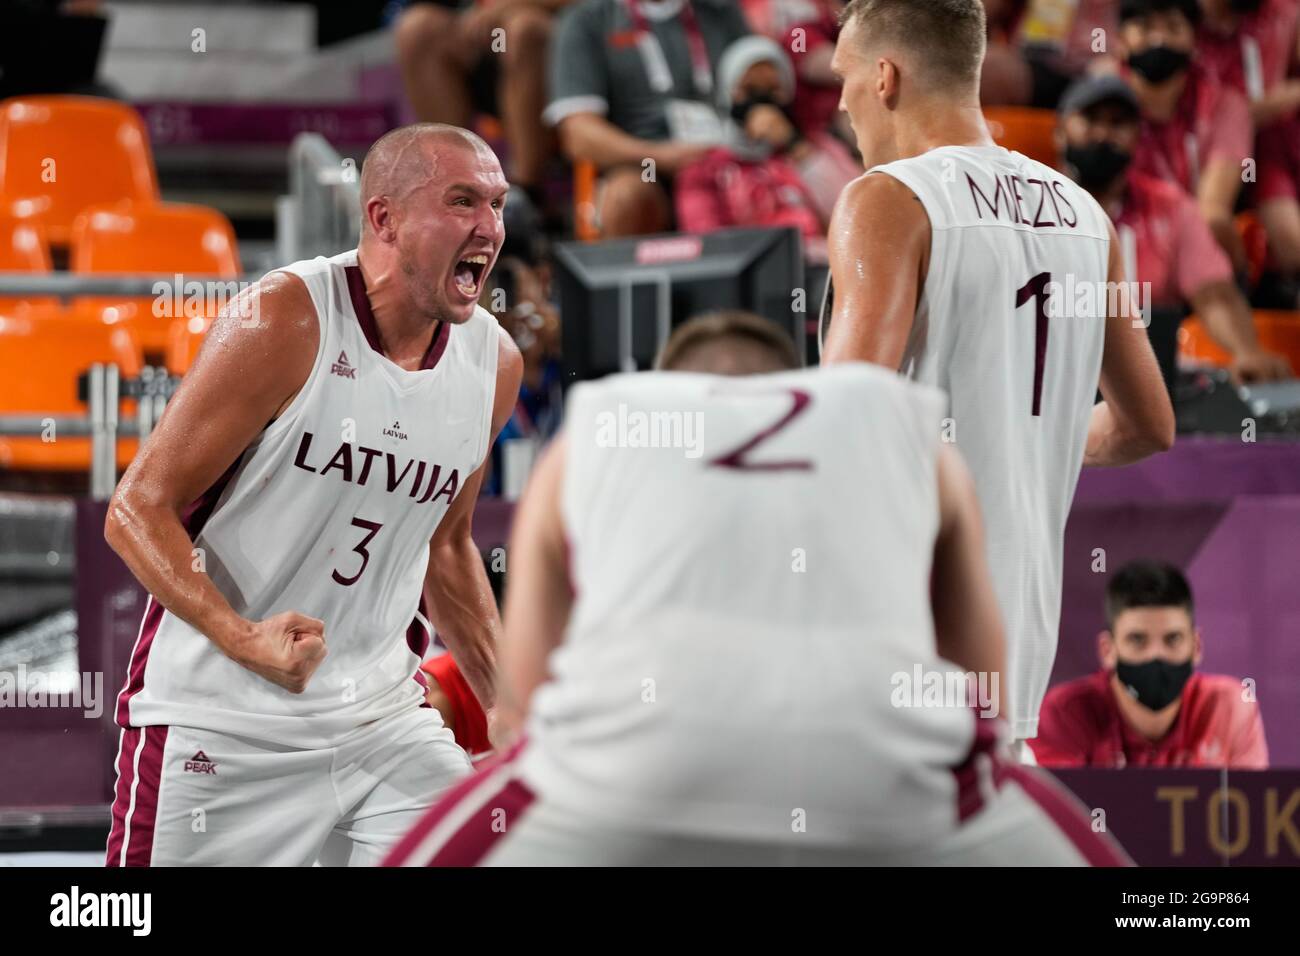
xmin=1058 ymin=74 xmax=1141 ymax=119
xmin=655 ymin=310 xmax=801 ymax=375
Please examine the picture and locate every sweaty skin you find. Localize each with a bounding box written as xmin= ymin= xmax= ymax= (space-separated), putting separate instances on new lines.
xmin=106 ymin=127 xmax=523 ymax=700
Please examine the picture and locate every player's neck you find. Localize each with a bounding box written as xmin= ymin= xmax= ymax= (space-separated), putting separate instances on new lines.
xmin=1110 ymin=672 xmax=1182 ymax=742
xmin=1131 ymin=72 xmax=1187 ymax=123
xmin=355 ymin=247 xmax=442 ymax=369
xmin=893 ymin=101 xmax=995 ymax=160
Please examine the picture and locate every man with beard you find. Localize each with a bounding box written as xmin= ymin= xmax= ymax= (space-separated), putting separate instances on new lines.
xmin=1056 ymin=74 xmax=1291 ymax=384
xmin=1030 ymin=560 xmax=1269 ymax=768
xmin=104 ymin=124 xmax=522 ymax=866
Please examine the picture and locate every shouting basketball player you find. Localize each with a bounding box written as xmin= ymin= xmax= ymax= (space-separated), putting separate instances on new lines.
xmin=385 ymin=312 xmax=1130 ymax=866
xmin=820 ymin=0 xmax=1175 ymax=755
xmin=103 ymin=124 xmax=522 ymax=866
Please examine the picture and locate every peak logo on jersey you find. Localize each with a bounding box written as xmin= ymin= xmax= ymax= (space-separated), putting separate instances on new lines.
xmin=383 ymin=420 xmax=408 ymax=441
xmin=331 ymin=350 xmax=357 ymax=379
xmin=184 ymin=750 xmax=217 ymax=774
xmin=293 ymin=431 xmax=461 ymax=505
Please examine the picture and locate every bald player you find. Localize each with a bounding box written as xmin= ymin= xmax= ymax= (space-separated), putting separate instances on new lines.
xmin=820 ymin=0 xmax=1174 ymax=755
xmin=104 ymin=123 xmax=522 ymax=866
xmin=386 ymin=312 xmax=1130 ymax=866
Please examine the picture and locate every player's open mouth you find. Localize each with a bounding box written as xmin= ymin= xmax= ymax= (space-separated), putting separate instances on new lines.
xmin=453 ymin=254 xmax=489 ymax=299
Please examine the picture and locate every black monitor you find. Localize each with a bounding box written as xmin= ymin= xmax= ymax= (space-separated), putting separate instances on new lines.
xmin=555 ymin=227 xmax=806 ymax=385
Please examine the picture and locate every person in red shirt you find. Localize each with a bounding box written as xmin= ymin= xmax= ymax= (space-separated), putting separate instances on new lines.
xmin=1198 ymin=0 xmax=1300 ymax=306
xmin=422 ymin=653 xmax=493 ymax=755
xmin=1056 ymin=74 xmax=1291 ymax=383
xmin=1030 ymin=560 xmax=1269 ymax=769
xmin=1117 ymin=0 xmax=1253 ymax=272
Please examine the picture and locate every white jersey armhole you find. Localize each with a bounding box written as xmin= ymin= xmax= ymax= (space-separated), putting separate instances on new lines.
xmin=256 ymin=263 xmax=331 ymax=443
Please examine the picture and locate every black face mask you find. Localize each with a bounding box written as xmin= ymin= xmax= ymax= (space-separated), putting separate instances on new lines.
xmin=1127 ymin=45 xmax=1191 ymax=85
xmin=1065 ymin=141 xmax=1132 ymax=190
xmin=730 ymin=91 xmax=782 ymax=125
xmin=1116 ymin=658 xmax=1194 ymax=711
xmin=1229 ymin=0 xmax=1264 ymax=12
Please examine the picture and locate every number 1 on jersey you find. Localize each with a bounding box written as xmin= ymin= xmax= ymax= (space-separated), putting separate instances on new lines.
xmin=1015 ymin=271 xmax=1052 ymax=417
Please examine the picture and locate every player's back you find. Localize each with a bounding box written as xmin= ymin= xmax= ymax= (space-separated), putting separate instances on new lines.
xmin=518 ymin=364 xmax=983 ymax=848
xmin=869 ymin=145 xmax=1111 ymax=739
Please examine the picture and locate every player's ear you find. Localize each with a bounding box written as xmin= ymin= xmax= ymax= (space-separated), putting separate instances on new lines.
xmin=1098 ymin=630 xmax=1117 ymax=670
xmin=877 ymin=57 xmax=900 ymax=107
xmin=364 ymin=195 xmax=398 ymax=243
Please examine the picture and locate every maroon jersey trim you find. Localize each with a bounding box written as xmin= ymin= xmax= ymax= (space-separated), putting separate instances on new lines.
xmin=345 ymin=264 xmax=450 ymax=371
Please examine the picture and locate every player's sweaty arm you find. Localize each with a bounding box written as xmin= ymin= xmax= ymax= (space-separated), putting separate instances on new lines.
xmin=1084 ymin=219 xmax=1176 ymax=467
xmin=820 ymin=173 xmax=930 ymax=369
xmin=493 ymin=433 xmax=570 ymax=744
xmin=422 ymin=328 xmax=523 ymax=712
xmin=930 ymin=445 xmax=1005 ymax=719
xmin=104 ymin=273 xmax=327 ymax=693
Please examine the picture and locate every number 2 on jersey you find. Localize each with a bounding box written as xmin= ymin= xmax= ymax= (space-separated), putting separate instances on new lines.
xmin=1015 ymin=271 xmax=1052 ymax=417
xmin=332 ymin=517 xmax=383 ymax=586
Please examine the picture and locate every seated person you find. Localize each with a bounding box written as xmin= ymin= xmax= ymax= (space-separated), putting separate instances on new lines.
xmin=394 ymin=1 xmax=574 ymax=205
xmin=979 ymin=0 xmax=1118 ymax=109
xmin=1115 ymin=0 xmax=1253 ymax=272
xmin=1056 ymin=74 xmax=1291 ymax=384
xmin=545 ymin=0 xmax=752 ymax=236
xmin=1198 ymin=0 xmax=1300 ymax=306
xmin=1031 ymin=560 xmax=1269 ymax=769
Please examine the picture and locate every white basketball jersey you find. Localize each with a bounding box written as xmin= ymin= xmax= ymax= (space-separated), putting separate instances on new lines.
xmin=518 ymin=364 xmax=991 ymax=847
xmin=118 ymin=249 xmax=500 ymax=748
xmin=867 ymin=145 xmax=1111 ymax=739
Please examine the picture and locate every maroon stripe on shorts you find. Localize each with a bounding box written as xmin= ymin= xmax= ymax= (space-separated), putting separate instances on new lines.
xmin=1001 ymin=764 xmax=1132 ymax=867
xmin=950 ymin=711 xmax=1002 ymax=822
xmin=425 ymin=778 xmax=536 ymax=867
xmin=106 ymin=725 xmax=169 ymax=867
xmin=114 ymin=596 xmax=164 ymax=726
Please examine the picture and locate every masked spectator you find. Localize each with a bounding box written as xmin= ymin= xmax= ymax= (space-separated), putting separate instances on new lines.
xmin=1116 ymin=0 xmax=1253 ymax=272
xmin=544 ymin=0 xmax=752 ymax=236
xmin=1057 ymin=75 xmax=1291 ymax=384
xmin=1030 ymin=560 xmax=1269 ymax=769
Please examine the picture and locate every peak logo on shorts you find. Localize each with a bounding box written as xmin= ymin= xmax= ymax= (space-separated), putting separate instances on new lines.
xmin=184 ymin=750 xmax=216 ymax=774
xmin=331 ymin=350 xmax=357 ymax=379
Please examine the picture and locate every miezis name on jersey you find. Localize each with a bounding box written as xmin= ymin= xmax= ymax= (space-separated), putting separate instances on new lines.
xmin=965 ymin=170 xmax=1079 ymax=230
xmin=291 ymin=430 xmax=462 ymax=506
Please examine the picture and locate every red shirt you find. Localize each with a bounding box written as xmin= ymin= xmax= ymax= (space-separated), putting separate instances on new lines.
xmin=1196 ymin=0 xmax=1299 ymax=102
xmin=1029 ymin=669 xmax=1270 ymax=769
xmin=1111 ymin=170 xmax=1234 ymax=307
xmin=1125 ymin=62 xmax=1253 ymax=194
xmin=421 ymin=653 xmax=491 ymax=755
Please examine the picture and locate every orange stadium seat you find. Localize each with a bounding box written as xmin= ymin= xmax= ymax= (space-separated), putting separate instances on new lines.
xmin=1236 ymin=211 xmax=1269 ymax=288
xmin=1179 ymin=309 xmax=1300 ymax=372
xmin=0 ymin=211 xmax=55 ymax=313
xmin=984 ymin=107 xmax=1057 ymax=168
xmin=0 ymin=96 xmax=160 ymax=246
xmin=574 ymin=158 xmax=600 ymax=242
xmin=70 ymin=201 xmax=241 ymax=359
xmin=0 ymin=303 xmax=143 ymax=471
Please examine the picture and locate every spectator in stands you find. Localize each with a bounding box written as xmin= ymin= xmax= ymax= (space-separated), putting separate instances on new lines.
xmin=1198 ymin=0 xmax=1300 ymax=308
xmin=1057 ymin=75 xmax=1291 ymax=384
xmin=394 ymin=1 xmax=573 ymax=209
xmin=545 ymin=0 xmax=752 ymax=236
xmin=1116 ymin=0 xmax=1253 ymax=272
xmin=978 ymin=0 xmax=1117 ymax=108
xmin=672 ymin=35 xmax=860 ymax=259
xmin=1030 ymin=560 xmax=1269 ymax=769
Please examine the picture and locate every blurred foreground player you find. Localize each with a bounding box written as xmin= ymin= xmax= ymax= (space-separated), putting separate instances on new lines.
xmin=1031 ymin=560 xmax=1268 ymax=768
xmin=821 ymin=0 xmax=1174 ymax=752
xmin=386 ymin=312 xmax=1131 ymax=866
xmin=103 ymin=124 xmax=522 ymax=866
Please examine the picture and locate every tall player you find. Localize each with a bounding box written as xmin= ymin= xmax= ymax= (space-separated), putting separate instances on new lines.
xmin=103 ymin=124 xmax=523 ymax=866
xmin=386 ymin=312 xmax=1130 ymax=866
xmin=820 ymin=0 xmax=1175 ymax=752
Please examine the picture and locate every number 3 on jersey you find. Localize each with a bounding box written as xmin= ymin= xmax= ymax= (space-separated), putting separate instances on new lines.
xmin=333 ymin=517 xmax=383 ymax=586
xmin=1016 ymin=271 xmax=1052 ymax=417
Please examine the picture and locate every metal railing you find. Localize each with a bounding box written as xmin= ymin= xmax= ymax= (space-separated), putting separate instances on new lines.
xmin=0 ymin=364 xmax=175 ymax=500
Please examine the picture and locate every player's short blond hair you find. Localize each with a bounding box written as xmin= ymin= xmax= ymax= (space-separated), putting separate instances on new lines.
xmin=840 ymin=0 xmax=987 ymax=91
xmin=654 ymin=310 xmax=800 ymax=372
